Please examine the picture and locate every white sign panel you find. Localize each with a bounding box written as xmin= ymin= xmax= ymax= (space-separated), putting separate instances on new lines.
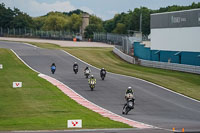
xmin=68 ymin=120 xmax=82 ymax=128
xmin=151 ymin=27 xmax=200 ymax=52
xmin=0 ymin=64 xmax=3 ymax=69
xmin=13 ymin=82 xmax=22 ymax=88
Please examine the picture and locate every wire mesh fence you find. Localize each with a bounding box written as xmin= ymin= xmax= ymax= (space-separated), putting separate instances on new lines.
xmin=93 ymin=32 xmax=135 ymax=55
xmin=0 ymin=27 xmax=75 ymax=40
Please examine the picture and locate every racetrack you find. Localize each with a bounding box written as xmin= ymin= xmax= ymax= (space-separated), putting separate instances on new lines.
xmin=0 ymin=41 xmax=200 ymax=132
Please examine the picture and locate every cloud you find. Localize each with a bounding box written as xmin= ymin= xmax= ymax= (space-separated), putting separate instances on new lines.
xmin=0 ymin=0 xmax=76 ymax=16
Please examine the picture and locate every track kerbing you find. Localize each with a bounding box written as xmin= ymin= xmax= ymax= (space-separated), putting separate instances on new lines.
xmin=38 ymin=73 xmax=153 ymax=129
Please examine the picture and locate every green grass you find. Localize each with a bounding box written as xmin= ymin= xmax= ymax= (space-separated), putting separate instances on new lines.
xmin=0 ymin=49 xmax=131 ymax=131
xmin=27 ymin=42 xmax=61 ymax=49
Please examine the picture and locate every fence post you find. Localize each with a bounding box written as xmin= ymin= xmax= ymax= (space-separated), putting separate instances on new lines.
xmin=25 ymin=28 xmax=26 ymax=36
xmin=19 ymin=28 xmax=21 ymax=36
xmin=13 ymin=28 xmax=15 ymax=36
xmin=0 ymin=27 xmax=2 ymax=35
xmin=7 ymin=28 xmax=9 ymax=35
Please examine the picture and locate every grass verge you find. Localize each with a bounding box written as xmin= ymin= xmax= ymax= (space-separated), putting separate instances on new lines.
xmin=0 ymin=48 xmax=131 ymax=131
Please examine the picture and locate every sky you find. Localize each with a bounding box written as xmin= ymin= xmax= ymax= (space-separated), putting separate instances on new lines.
xmin=1 ymin=0 xmax=200 ymax=20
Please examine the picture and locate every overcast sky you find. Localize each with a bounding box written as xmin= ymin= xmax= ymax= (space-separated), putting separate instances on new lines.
xmin=1 ymin=0 xmax=200 ymax=20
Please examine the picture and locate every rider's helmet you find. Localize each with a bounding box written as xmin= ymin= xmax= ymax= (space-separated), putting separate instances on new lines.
xmin=86 ymin=66 xmax=88 ymax=69
xmin=102 ymin=68 xmax=104 ymax=70
xmin=74 ymin=62 xmax=77 ymax=64
xmin=127 ymin=87 xmax=133 ymax=94
xmin=91 ymin=75 xmax=94 ymax=78
xmin=52 ymin=63 xmax=55 ymax=66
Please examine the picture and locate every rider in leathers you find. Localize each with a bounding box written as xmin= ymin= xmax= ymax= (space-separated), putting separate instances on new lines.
xmin=88 ymin=75 xmax=96 ymax=84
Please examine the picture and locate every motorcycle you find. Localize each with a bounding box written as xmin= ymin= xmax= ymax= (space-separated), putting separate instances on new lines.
xmin=100 ymin=71 xmax=106 ymax=80
xmin=89 ymin=80 xmax=96 ymax=91
xmin=84 ymin=69 xmax=90 ymax=78
xmin=51 ymin=66 xmax=56 ymax=74
xmin=73 ymin=66 xmax=78 ymax=74
xmin=122 ymin=98 xmax=135 ymax=115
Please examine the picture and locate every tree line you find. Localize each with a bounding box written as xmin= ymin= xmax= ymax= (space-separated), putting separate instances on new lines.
xmin=1 ymin=2 xmax=200 ymax=38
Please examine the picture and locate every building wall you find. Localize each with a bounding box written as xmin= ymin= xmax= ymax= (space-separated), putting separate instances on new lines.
xmin=151 ymin=8 xmax=200 ymax=52
xmin=134 ymin=42 xmax=151 ymax=60
xmin=133 ymin=42 xmax=200 ymax=66
xmin=151 ymin=27 xmax=200 ymax=52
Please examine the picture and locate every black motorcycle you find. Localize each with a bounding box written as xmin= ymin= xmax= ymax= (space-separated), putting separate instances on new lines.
xmin=100 ymin=71 xmax=106 ymax=80
xmin=122 ymin=99 xmax=135 ymax=115
xmin=73 ymin=66 xmax=78 ymax=74
xmin=84 ymin=69 xmax=90 ymax=78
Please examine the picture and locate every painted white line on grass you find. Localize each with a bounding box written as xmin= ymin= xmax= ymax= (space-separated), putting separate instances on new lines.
xmin=11 ymin=49 xmax=40 ymax=74
xmin=61 ymin=49 xmax=200 ymax=103
xmin=23 ymin=43 xmax=39 ymax=48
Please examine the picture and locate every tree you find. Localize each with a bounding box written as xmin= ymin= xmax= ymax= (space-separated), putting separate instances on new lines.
xmin=112 ymin=23 xmax=126 ymax=34
xmin=68 ymin=14 xmax=82 ymax=32
xmin=64 ymin=9 xmax=86 ymax=16
xmin=0 ymin=3 xmax=14 ymax=28
xmin=84 ymin=24 xmax=104 ymax=39
xmin=12 ymin=8 xmax=34 ymax=29
xmin=43 ymin=15 xmax=69 ymax=31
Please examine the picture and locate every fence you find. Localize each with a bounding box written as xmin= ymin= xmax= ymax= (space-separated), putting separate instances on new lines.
xmin=0 ymin=27 xmax=75 ymax=40
xmin=93 ymin=33 xmax=134 ymax=55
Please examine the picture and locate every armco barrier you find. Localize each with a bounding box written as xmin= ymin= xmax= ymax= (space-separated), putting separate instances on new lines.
xmin=140 ymin=59 xmax=200 ymax=74
xmin=113 ymin=47 xmax=135 ymax=64
xmin=113 ymin=47 xmax=200 ymax=74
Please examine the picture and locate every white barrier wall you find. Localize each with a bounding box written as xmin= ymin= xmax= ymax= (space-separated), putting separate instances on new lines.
xmin=113 ymin=47 xmax=134 ymax=64
xmin=151 ymin=27 xmax=200 ymax=52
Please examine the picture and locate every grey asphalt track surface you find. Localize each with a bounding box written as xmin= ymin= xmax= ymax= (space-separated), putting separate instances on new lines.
xmin=0 ymin=41 xmax=200 ymax=133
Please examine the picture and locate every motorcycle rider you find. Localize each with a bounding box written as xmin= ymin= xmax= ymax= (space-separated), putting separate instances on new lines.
xmin=84 ymin=66 xmax=91 ymax=73
xmin=125 ymin=86 xmax=135 ymax=101
xmin=51 ymin=63 xmax=56 ymax=74
xmin=73 ymin=62 xmax=78 ymax=73
xmin=123 ymin=87 xmax=135 ymax=112
xmin=100 ymin=68 xmax=106 ymax=77
xmin=88 ymin=75 xmax=96 ymax=84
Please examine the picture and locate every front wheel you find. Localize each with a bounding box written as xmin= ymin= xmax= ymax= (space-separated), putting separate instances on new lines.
xmin=90 ymin=84 xmax=95 ymax=91
xmin=51 ymin=69 xmax=55 ymax=74
xmin=125 ymin=107 xmax=131 ymax=115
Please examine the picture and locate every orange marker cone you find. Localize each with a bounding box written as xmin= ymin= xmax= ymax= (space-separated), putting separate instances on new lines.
xmin=172 ymin=128 xmax=175 ymax=131
xmin=182 ymin=128 xmax=184 ymax=132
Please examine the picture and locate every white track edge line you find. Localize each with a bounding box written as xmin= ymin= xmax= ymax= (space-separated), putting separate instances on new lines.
xmin=11 ymin=49 xmax=40 ymax=74
xmin=10 ymin=48 xmax=155 ymax=129
xmin=61 ymin=49 xmax=200 ymax=103
xmin=23 ymin=43 xmax=39 ymax=48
